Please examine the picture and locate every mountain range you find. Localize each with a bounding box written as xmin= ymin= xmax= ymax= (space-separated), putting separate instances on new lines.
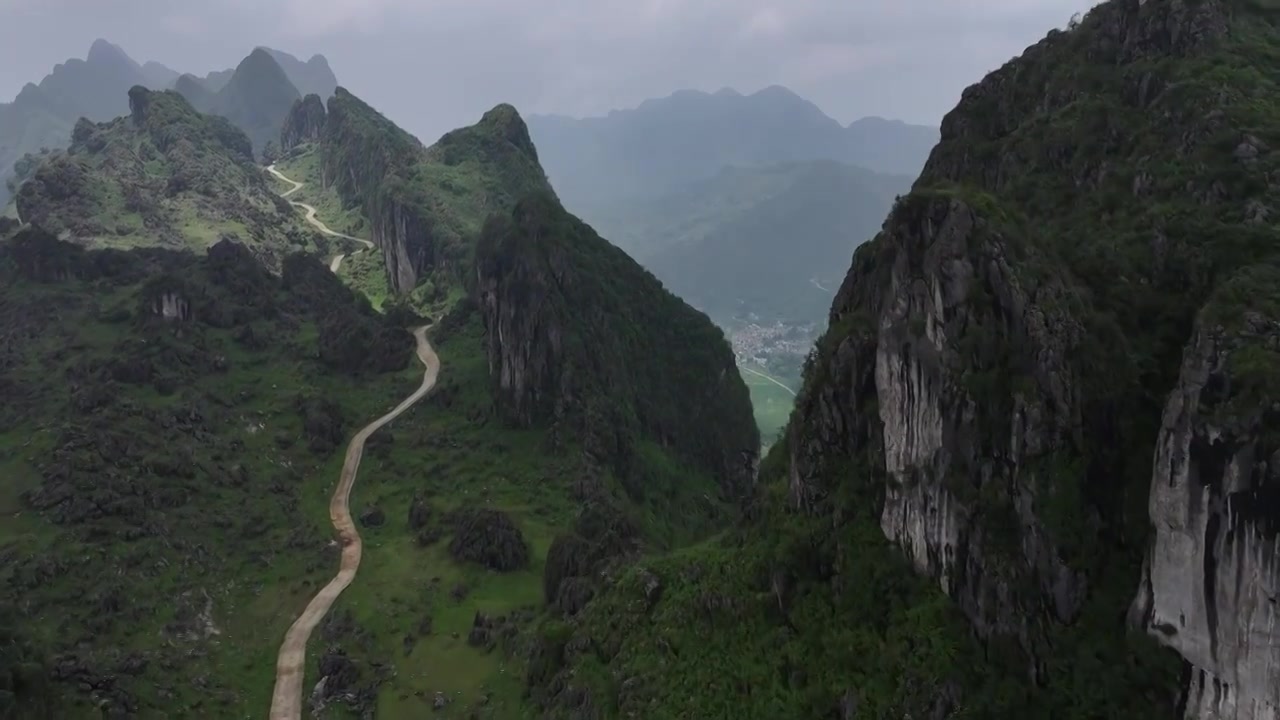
xmin=526 ymin=85 xmax=936 ymax=217
xmin=526 ymin=85 xmax=927 ymax=412
xmin=0 ymin=40 xmax=337 ymax=206
xmin=4 ymin=1 xmax=1280 ymax=717
xmin=591 ymin=159 xmax=912 ymax=324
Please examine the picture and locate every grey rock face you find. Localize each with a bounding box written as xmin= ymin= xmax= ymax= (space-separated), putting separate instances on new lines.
xmin=1130 ymin=315 xmax=1280 ymax=720
xmin=280 ymin=94 xmax=327 ymax=152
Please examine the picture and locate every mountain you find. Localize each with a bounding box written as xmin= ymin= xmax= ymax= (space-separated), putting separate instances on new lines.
xmin=1 ymin=81 xmax=757 ymax=718
xmin=0 ymin=41 xmax=335 ymax=207
xmin=261 ymin=48 xmax=339 ymax=99
xmin=184 ymin=47 xmax=338 ymax=101
xmin=280 ymin=94 xmax=327 ymax=152
xmin=524 ymin=0 xmax=1280 ymax=718
xmin=317 ymin=87 xmax=554 ymax=294
xmin=0 ymin=40 xmax=153 ymax=208
xmin=177 ymin=48 xmax=301 ymax=158
xmin=525 ymin=85 xmax=937 ymax=220
xmin=139 ymin=60 xmax=180 ymax=89
xmin=595 ymin=160 xmax=911 ymax=324
xmin=16 ymin=86 xmax=327 ymax=266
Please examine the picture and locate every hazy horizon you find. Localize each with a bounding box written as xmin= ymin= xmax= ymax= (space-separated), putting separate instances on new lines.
xmin=2 ymin=0 xmax=1098 ymax=143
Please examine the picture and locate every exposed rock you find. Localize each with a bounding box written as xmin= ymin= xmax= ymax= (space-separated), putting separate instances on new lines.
xmin=359 ymin=506 xmax=385 ymax=528
xmin=447 ymin=509 xmax=529 ymax=571
xmin=1129 ymin=309 xmax=1280 ymax=720
xmin=281 ymin=93 xmax=327 ymax=152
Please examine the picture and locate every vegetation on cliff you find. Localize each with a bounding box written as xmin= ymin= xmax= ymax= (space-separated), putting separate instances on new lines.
xmin=2 ymin=60 xmax=762 ymax=720
xmin=0 ymin=228 xmax=416 ymax=717
xmin=15 ymin=87 xmax=326 ymax=266
xmin=318 ymin=88 xmax=554 ymax=294
xmin=477 ymin=192 xmax=759 ymax=503
xmin=524 ymin=0 xmax=1280 ymax=717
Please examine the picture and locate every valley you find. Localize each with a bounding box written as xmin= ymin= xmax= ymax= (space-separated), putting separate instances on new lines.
xmin=3 ymin=1 xmax=1280 ymax=718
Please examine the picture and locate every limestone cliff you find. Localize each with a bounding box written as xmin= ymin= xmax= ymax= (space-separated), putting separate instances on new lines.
xmin=280 ymin=93 xmax=326 ymax=152
xmin=781 ymin=0 xmax=1279 ymax=713
xmin=318 ymin=88 xmax=552 ymax=294
xmin=1130 ymin=289 xmax=1280 ymax=720
xmin=476 ymin=191 xmax=759 ymax=497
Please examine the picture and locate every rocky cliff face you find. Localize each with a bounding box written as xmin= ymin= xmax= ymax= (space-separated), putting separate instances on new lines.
xmin=280 ymin=94 xmax=326 ymax=152
xmin=476 ymin=192 xmax=759 ymax=497
xmin=1130 ymin=299 xmax=1280 ymax=720
xmin=782 ymin=0 xmax=1280 ymax=713
xmin=789 ymin=193 xmax=1091 ymax=651
xmin=319 ymin=89 xmax=552 ymax=295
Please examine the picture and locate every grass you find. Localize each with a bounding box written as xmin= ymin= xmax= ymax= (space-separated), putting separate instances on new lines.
xmin=273 ymin=145 xmax=368 ymax=238
xmin=307 ymin=317 xmax=587 ymax=716
xmin=738 ymin=364 xmax=796 ymax=448
xmin=273 ymin=146 xmax=392 ymax=310
xmin=0 ymin=240 xmax=424 ymax=717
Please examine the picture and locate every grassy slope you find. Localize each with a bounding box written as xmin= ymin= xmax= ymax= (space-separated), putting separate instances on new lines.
xmin=0 ymin=238 xmax=419 ymax=717
xmin=738 ymin=368 xmax=795 ymax=448
xmin=272 ymin=144 xmax=392 ymax=310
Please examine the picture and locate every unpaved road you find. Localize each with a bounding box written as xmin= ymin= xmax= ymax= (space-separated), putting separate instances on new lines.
xmin=266 ymin=164 xmax=374 ymax=272
xmin=269 ymin=326 xmax=440 ymax=720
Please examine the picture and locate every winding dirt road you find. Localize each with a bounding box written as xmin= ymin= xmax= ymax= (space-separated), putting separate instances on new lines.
xmin=266 ymin=164 xmax=374 ymax=272
xmin=269 ymin=326 xmax=440 ymax=720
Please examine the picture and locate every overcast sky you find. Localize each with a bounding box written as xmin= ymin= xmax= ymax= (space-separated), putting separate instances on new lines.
xmin=1 ymin=0 xmax=1098 ymax=143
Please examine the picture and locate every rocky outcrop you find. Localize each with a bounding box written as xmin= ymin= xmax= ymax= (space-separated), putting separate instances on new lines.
xmin=448 ymin=509 xmax=529 ymax=571
xmin=1130 ymin=306 xmax=1280 ymax=720
xmin=280 ymin=94 xmax=326 ymax=152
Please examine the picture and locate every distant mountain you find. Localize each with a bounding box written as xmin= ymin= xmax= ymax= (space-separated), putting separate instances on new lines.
xmin=183 ymin=47 xmax=338 ymax=101
xmin=594 ymin=160 xmax=910 ymax=324
xmin=140 ymin=60 xmax=181 ymax=89
xmin=526 ymin=85 xmax=937 ymax=220
xmin=0 ymin=39 xmax=154 ymax=206
xmin=186 ymin=48 xmax=302 ymax=156
xmin=172 ymin=73 xmax=216 ymax=112
xmin=261 ymin=48 xmax=338 ymax=99
xmin=0 ymin=40 xmax=339 ymax=205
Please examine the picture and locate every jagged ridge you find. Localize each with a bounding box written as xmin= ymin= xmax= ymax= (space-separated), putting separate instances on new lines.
xmin=16 ymin=87 xmax=328 ymax=266
xmin=318 ymin=88 xmax=553 ymax=293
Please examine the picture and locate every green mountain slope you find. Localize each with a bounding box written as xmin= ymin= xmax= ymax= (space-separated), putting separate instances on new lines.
xmin=1 ymin=78 xmax=759 ymax=720
xmin=525 ymin=0 xmax=1280 ymax=718
xmin=15 ymin=87 xmax=328 ymax=266
xmin=319 ymin=88 xmax=554 ymax=295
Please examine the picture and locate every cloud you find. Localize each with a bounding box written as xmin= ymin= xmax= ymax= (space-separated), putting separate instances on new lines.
xmin=0 ymin=0 xmax=1101 ymax=141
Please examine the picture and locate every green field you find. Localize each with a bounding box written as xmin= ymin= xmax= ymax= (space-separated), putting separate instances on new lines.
xmin=738 ymin=364 xmax=797 ymax=447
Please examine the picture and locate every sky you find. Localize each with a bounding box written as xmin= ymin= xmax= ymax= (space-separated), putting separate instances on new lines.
xmin=0 ymin=0 xmax=1099 ymax=143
